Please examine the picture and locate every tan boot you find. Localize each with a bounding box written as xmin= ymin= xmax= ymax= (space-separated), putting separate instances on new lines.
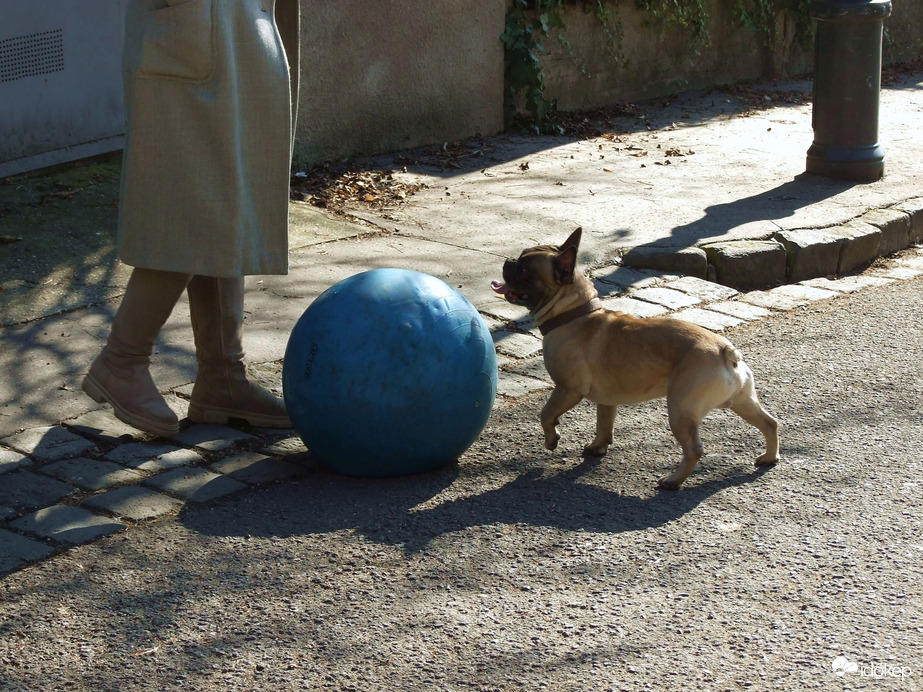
xmin=82 ymin=268 xmax=192 ymax=437
xmin=186 ymin=275 xmax=291 ymax=428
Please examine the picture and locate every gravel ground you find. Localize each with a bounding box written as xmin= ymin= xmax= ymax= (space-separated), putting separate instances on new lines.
xmin=1 ymin=275 xmax=922 ymax=691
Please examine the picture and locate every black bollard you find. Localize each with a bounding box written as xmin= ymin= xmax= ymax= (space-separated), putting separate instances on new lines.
xmin=806 ymin=0 xmax=892 ymax=182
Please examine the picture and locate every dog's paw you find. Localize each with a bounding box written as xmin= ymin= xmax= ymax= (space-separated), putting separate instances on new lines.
xmin=656 ymin=475 xmax=683 ymax=491
xmin=582 ymin=442 xmax=609 ymax=457
xmin=754 ymin=453 xmax=779 ymax=467
xmin=544 ymin=433 xmax=560 ymax=451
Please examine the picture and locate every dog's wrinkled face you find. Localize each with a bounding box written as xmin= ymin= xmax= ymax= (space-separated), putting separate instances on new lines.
xmin=491 ymin=227 xmax=582 ymax=312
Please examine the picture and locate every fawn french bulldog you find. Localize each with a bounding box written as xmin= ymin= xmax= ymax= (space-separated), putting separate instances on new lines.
xmin=491 ymin=227 xmax=779 ymax=489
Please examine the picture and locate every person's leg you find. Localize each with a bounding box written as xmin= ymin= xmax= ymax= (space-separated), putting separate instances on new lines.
xmin=83 ymin=267 xmax=192 ymax=436
xmin=186 ymin=275 xmax=290 ymax=427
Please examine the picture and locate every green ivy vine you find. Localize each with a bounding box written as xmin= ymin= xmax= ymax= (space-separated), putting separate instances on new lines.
xmin=502 ymin=0 xmax=814 ymax=131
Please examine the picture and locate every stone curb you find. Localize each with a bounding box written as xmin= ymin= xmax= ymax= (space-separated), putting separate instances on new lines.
xmin=1 ymin=246 xmax=921 ymax=577
xmin=616 ymin=198 xmax=923 ymax=291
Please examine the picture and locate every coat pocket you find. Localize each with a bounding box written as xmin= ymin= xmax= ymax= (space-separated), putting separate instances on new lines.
xmin=139 ymin=0 xmax=215 ymax=82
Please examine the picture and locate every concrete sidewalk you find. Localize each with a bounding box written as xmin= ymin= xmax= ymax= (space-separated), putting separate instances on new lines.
xmin=1 ymin=74 xmax=922 ymax=574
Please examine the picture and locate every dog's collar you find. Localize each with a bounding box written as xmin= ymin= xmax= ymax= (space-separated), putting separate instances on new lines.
xmin=538 ymin=298 xmax=604 ymax=336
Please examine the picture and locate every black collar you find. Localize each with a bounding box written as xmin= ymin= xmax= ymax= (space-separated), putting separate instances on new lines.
xmin=538 ymin=298 xmax=604 ymax=336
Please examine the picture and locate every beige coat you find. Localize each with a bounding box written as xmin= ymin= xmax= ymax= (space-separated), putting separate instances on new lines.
xmin=118 ymin=0 xmax=300 ymax=276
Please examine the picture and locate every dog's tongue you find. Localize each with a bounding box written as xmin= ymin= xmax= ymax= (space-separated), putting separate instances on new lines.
xmin=490 ymin=280 xmax=507 ymax=295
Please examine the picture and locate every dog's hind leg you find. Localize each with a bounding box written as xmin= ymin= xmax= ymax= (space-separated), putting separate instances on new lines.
xmin=540 ymin=387 xmax=584 ymax=451
xmin=584 ymin=404 xmax=617 ymax=456
xmin=729 ymin=385 xmax=780 ymax=467
xmin=659 ymin=406 xmax=704 ymax=490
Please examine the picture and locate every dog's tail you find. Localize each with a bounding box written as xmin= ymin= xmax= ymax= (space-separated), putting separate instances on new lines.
xmin=721 ymin=344 xmax=743 ymax=369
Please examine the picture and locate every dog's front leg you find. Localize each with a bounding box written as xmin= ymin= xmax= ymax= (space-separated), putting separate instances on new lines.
xmin=540 ymin=387 xmax=584 ymax=451
xmin=584 ymin=404 xmax=616 ymax=456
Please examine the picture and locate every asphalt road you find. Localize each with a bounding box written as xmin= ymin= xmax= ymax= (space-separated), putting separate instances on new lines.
xmin=1 ymin=274 xmax=921 ymax=691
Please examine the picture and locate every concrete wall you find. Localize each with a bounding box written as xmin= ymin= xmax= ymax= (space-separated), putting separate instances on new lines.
xmin=539 ymin=0 xmax=923 ymax=111
xmin=294 ymin=0 xmax=506 ymax=169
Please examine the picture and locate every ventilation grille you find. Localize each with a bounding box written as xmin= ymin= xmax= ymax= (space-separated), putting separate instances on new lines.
xmin=0 ymin=29 xmax=65 ymax=83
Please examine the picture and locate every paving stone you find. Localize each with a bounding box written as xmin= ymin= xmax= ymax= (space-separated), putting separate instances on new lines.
xmin=0 ymin=528 xmax=54 ymax=573
xmin=895 ymin=253 xmax=923 ymax=271
xmin=105 ymin=441 xmax=185 ymax=466
xmin=42 ymin=458 xmax=146 ymax=492
xmin=209 ymin=452 xmax=305 ymax=485
xmin=739 ymin=289 xmax=810 ymax=311
xmin=706 ymin=301 xmax=772 ymax=321
xmin=493 ymin=330 xmax=543 ymax=359
xmin=771 ymin=284 xmax=841 ymax=303
xmin=800 ymin=275 xmax=894 ymax=293
xmin=773 ymin=228 xmax=846 ymax=282
xmin=106 ymin=442 xmax=204 ymax=473
xmin=599 ymin=296 xmax=669 ymax=318
xmin=702 ymin=240 xmax=787 ymax=290
xmin=477 ymin=298 xmax=529 ymax=323
xmin=629 ymin=286 xmax=701 ymax=310
xmin=144 ymin=467 xmax=247 ymax=503
xmin=894 ymin=197 xmax=923 ymax=243
xmin=497 ymin=372 xmax=553 ymax=398
xmin=0 ymin=448 xmax=31 ymax=474
xmin=83 ymin=486 xmax=183 ymax=522
xmin=858 ymin=208 xmax=911 ymax=255
xmin=663 ymin=276 xmax=738 ymax=302
xmin=2 ymin=426 xmax=95 ymax=462
xmin=621 ymin=245 xmax=708 ymax=278
xmin=500 ymin=355 xmax=549 ymax=381
xmin=262 ymin=436 xmax=309 ymax=457
xmin=67 ymin=409 xmax=147 ymax=444
xmin=0 ymin=470 xmax=77 ymax=511
xmin=593 ymin=266 xmax=677 ymax=291
xmin=169 ymin=424 xmax=258 ymax=452
xmin=11 ymin=505 xmax=125 ymax=545
xmin=870 ymin=266 xmax=922 ymax=280
xmin=827 ymin=221 xmax=881 ymax=274
xmin=668 ymin=308 xmax=744 ymax=331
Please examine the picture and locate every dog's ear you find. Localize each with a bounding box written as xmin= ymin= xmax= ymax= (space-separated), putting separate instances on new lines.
xmin=554 ymin=227 xmax=581 ymax=284
xmin=554 ymin=242 xmax=578 ymax=284
xmin=560 ymin=226 xmax=582 ymax=254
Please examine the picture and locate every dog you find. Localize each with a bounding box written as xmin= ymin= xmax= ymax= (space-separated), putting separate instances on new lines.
xmin=491 ymin=227 xmax=779 ymax=489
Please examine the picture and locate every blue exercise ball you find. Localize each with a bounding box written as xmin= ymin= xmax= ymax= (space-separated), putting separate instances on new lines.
xmin=282 ymin=269 xmax=498 ymax=476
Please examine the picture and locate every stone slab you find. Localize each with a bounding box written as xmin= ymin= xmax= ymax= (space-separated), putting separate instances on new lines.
xmin=66 ymin=409 xmax=148 ymax=445
xmin=599 ymin=296 xmax=669 ymax=318
xmin=2 ymin=426 xmax=95 ymax=462
xmin=496 ymin=372 xmax=553 ymax=398
xmin=739 ymin=290 xmax=810 ymax=311
xmin=106 ymin=443 xmax=204 ymax=473
xmin=858 ymin=208 xmax=911 ymax=256
xmin=770 ymin=284 xmax=841 ymax=303
xmin=105 ymin=441 xmax=186 ymax=466
xmin=0 ymin=448 xmax=31 ymax=474
xmin=668 ymin=309 xmax=744 ymax=332
xmin=620 ymin=245 xmax=708 ymax=278
xmin=800 ymin=275 xmax=894 ymax=293
xmin=629 ymin=287 xmax=701 ymax=310
xmin=144 ymin=467 xmax=247 ymax=503
xmin=706 ymin=301 xmax=772 ymax=321
xmin=871 ymin=266 xmax=922 ymax=280
xmin=0 ymin=470 xmax=77 ymax=511
xmin=827 ymin=222 xmax=881 ymax=274
xmin=0 ymin=528 xmax=54 ymax=574
xmin=702 ymin=240 xmax=787 ymax=290
xmin=773 ymin=228 xmax=845 ymax=282
xmin=493 ymin=331 xmax=543 ymax=359
xmin=11 ymin=505 xmax=125 ymax=545
xmin=593 ymin=266 xmax=677 ymax=291
xmin=209 ymin=452 xmax=305 ymax=485
xmin=42 ymin=457 xmax=146 ymax=492
xmin=894 ymin=197 xmax=923 ymax=243
xmin=83 ymin=485 xmax=184 ymax=522
xmin=663 ymin=276 xmax=738 ymax=302
xmin=169 ymin=424 xmax=258 ymax=453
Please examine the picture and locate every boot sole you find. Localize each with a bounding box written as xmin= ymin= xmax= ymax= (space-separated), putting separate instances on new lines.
xmin=82 ymin=374 xmax=180 ymax=438
xmin=188 ymin=403 xmax=292 ymax=429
